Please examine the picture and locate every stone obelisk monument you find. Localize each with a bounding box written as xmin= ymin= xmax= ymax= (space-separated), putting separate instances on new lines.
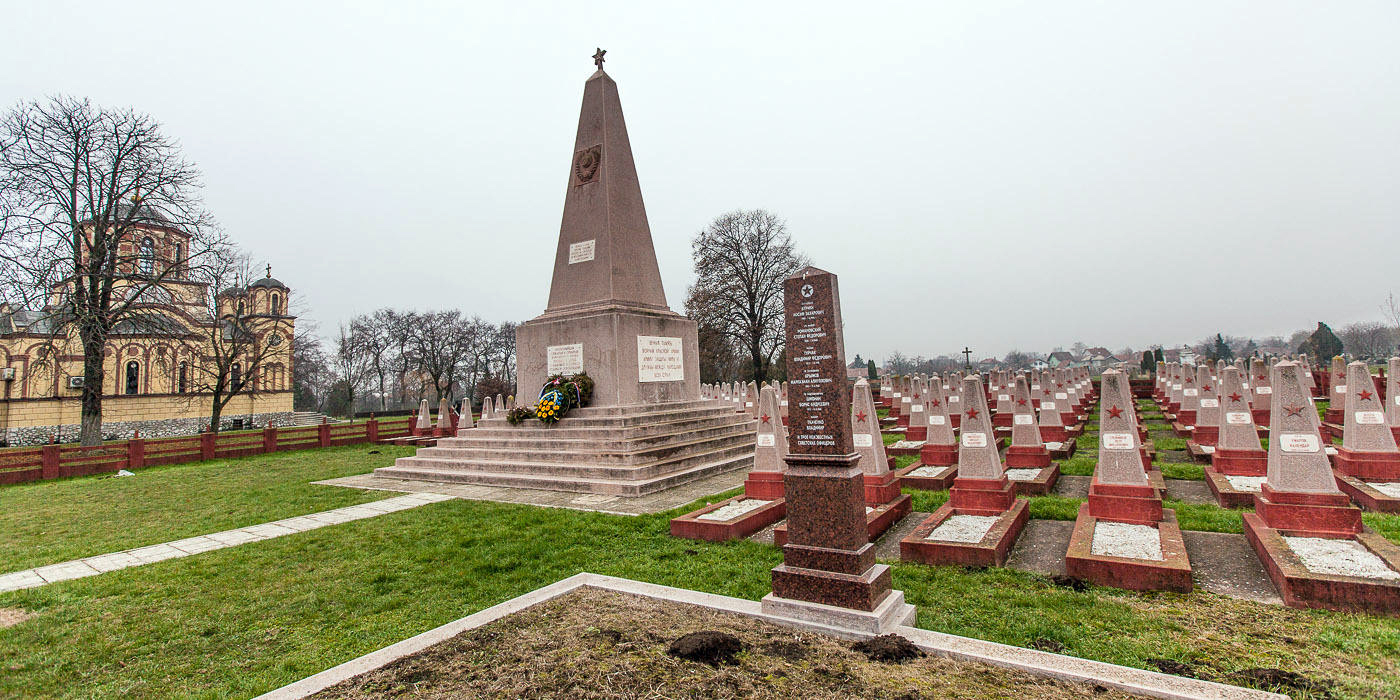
xmin=515 ymin=51 xmax=699 ymax=405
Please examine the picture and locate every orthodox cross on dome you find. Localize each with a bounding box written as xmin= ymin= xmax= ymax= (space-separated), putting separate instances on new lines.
xmin=962 ymin=346 xmax=973 ymax=369
xmin=266 ymin=263 xmax=272 ymax=278
xmin=592 ymin=48 xmax=606 ymax=70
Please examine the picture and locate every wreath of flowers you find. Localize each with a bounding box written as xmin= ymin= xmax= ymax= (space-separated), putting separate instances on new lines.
xmin=504 ymin=372 xmax=594 ymax=426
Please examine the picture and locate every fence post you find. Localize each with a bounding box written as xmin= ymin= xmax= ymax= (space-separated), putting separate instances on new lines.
xmin=41 ymin=438 xmax=60 ymax=480
xmin=366 ymin=415 xmax=378 ymax=443
xmin=318 ymin=417 xmax=331 ymax=447
xmin=127 ymin=430 xmax=145 ymax=470
xmin=263 ymin=425 xmax=277 ymax=454
xmin=200 ymin=429 xmax=216 ymax=460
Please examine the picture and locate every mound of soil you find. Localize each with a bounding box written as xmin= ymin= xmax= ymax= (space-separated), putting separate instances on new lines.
xmin=667 ymin=630 xmax=743 ymax=666
xmin=1224 ymin=668 xmax=1334 ymax=697
xmin=852 ymin=634 xmax=926 ymax=663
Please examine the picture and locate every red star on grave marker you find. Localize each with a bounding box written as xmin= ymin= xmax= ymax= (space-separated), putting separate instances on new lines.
xmin=931 ymin=399 xmax=941 ymax=407
xmin=1017 ymin=399 xmax=1027 ymax=406
xmin=760 ymin=414 xmax=771 ymax=423
xmin=1284 ymin=404 xmax=1305 ymax=418
xmin=1185 ymin=377 xmax=1194 ymax=384
xmin=1056 ymin=383 xmax=1064 ymax=389
xmin=1107 ymin=405 xmax=1124 ymax=419
xmin=855 ymin=411 xmax=868 ymax=422
xmin=1256 ymin=376 xmax=1266 ymax=382
xmin=965 ymin=408 xmax=980 ymax=420
xmin=1228 ymin=392 xmax=1243 ymax=403
xmin=1202 ymin=384 xmax=1213 ymax=392
xmin=1359 ymin=389 xmax=1374 ymax=401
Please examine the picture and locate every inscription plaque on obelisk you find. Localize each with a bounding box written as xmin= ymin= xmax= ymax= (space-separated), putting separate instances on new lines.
xmin=762 ymin=266 xmax=914 ymax=634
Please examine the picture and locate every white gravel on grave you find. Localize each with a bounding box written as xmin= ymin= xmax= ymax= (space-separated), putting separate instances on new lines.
xmin=696 ymin=499 xmax=771 ymax=522
xmin=1370 ymin=483 xmax=1400 ymax=498
xmin=1045 ymin=441 xmax=1064 ymax=450
xmin=890 ymin=440 xmax=926 ymax=449
xmin=1005 ymin=468 xmax=1041 ymax=481
xmin=926 ymin=514 xmax=998 ymax=543
xmin=1200 ymin=445 xmax=1215 ymax=454
xmin=1223 ymin=475 xmax=1266 ymax=493
xmin=909 ymin=466 xmax=949 ymax=478
xmin=1284 ymin=537 xmax=1400 ymax=580
xmin=1091 ymin=522 xmax=1163 ymax=561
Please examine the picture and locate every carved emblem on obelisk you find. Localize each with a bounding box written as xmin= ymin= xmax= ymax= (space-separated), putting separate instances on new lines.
xmin=573 ymin=145 xmax=601 ymax=185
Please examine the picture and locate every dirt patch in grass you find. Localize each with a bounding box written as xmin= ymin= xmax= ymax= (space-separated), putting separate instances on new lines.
xmin=311 ymin=588 xmax=1141 ymax=700
xmin=0 ymin=607 xmax=34 ymax=629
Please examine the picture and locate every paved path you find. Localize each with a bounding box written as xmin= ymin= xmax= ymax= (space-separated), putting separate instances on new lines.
xmin=318 ymin=468 xmax=748 ymax=516
xmin=0 ymin=493 xmax=453 ymax=594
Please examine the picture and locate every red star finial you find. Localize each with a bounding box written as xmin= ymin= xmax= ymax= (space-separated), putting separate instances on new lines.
xmin=965 ymin=408 xmax=980 ymax=419
xmin=1284 ymin=404 xmax=1305 ymax=417
xmin=855 ymin=410 xmax=868 ymax=422
xmin=1360 ymin=389 xmax=1374 ymax=401
xmin=760 ymin=414 xmax=771 ymax=423
xmin=1107 ymin=405 xmax=1123 ymax=419
xmin=1228 ymin=392 xmax=1242 ymax=403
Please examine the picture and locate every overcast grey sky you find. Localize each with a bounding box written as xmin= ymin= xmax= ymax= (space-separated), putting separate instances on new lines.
xmin=5 ymin=1 xmax=1398 ymax=362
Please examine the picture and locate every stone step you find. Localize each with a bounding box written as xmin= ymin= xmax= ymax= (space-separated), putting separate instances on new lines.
xmin=416 ymin=427 xmax=757 ymax=467
xmin=483 ymin=404 xmax=751 ymax=430
xmin=445 ymin=417 xmax=756 ymax=449
xmin=389 ymin=435 xmax=757 ymax=481
xmin=373 ymin=447 xmax=754 ymax=496
xmin=463 ymin=412 xmax=755 ymax=440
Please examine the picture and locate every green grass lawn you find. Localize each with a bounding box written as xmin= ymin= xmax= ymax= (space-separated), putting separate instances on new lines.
xmin=0 ymin=444 xmax=416 ymax=572
xmin=6 ymin=446 xmax=1400 ymax=698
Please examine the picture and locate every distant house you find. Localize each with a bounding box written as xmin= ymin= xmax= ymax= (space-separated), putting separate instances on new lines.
xmin=847 ymin=356 xmax=872 ymax=380
xmin=1047 ymin=351 xmax=1077 ymax=368
xmin=1030 ymin=359 xmax=1049 ymax=370
xmin=1084 ymin=348 xmax=1116 ymax=369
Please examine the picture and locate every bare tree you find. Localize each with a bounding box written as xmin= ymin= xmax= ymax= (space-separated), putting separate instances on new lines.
xmin=292 ymin=323 xmax=330 ymax=412
xmin=0 ymin=96 xmax=224 ymax=444
xmin=349 ymin=309 xmax=399 ymax=411
xmin=1339 ymin=321 xmax=1397 ymax=360
xmin=332 ymin=323 xmax=374 ymax=417
xmin=686 ymin=209 xmax=808 ymax=383
xmin=181 ymin=253 xmax=292 ymax=432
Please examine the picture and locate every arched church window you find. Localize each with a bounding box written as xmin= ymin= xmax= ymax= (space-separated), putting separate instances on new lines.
xmin=125 ymin=361 xmax=140 ymax=395
xmin=139 ymin=237 xmax=155 ymax=276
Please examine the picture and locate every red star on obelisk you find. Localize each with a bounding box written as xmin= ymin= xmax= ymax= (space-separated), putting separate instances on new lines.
xmin=760 ymin=414 xmax=771 ymax=423
xmin=965 ymin=408 xmax=979 ymax=420
xmin=1017 ymin=399 xmax=1027 ymax=406
xmin=1359 ymin=389 xmax=1374 ymax=401
xmin=855 ymin=410 xmax=868 ymax=422
xmin=1107 ymin=405 xmax=1123 ymax=419
xmin=1284 ymin=404 xmax=1305 ymax=417
xmin=1228 ymin=392 xmax=1242 ymax=403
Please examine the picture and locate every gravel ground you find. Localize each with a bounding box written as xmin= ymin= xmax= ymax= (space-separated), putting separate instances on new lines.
xmin=908 ymin=466 xmax=948 ymax=478
xmin=1223 ymin=475 xmax=1265 ymax=492
xmin=1091 ymin=522 xmax=1163 ymax=561
xmin=927 ymin=515 xmax=997 ymax=543
xmin=1284 ymin=537 xmax=1400 ymax=580
xmin=1005 ymin=468 xmax=1042 ymax=481
xmin=697 ymin=499 xmax=772 ymax=522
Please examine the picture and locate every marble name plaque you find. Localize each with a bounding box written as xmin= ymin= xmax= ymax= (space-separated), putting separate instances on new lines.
xmin=637 ymin=336 xmax=684 ymax=382
xmin=546 ymin=343 xmax=584 ymax=375
xmin=568 ymin=239 xmax=596 ymax=264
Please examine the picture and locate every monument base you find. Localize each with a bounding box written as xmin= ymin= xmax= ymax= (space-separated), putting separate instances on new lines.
xmin=1192 ymin=426 xmax=1219 ymax=446
xmin=1064 ymin=505 xmax=1193 ymax=593
xmin=1087 ymin=478 xmax=1163 ymax=524
xmin=670 ymin=496 xmax=786 ymax=542
xmin=743 ymin=470 xmax=786 ymax=500
xmin=1255 ymin=485 xmax=1362 ymax=536
xmin=899 ymin=464 xmax=958 ymax=491
xmin=1243 ymin=512 xmax=1400 ymax=614
xmin=1335 ymin=474 xmax=1400 ymax=514
xmin=1333 ymin=447 xmax=1400 ymax=481
xmin=773 ymin=493 xmax=913 ymax=547
xmin=918 ymin=442 xmax=958 ymax=467
xmin=1004 ymin=445 xmax=1051 ymax=468
xmin=760 ymin=587 xmax=915 ymax=637
xmin=899 ymin=499 xmax=1030 ymax=568
xmin=1039 ymin=425 xmax=1069 ymax=443
xmin=1204 ymin=467 xmax=1263 ymax=509
xmin=375 ymin=399 xmax=754 ymax=496
xmin=902 ymin=426 xmax=928 ymax=442
xmin=1211 ymin=448 xmax=1267 ymax=475
xmin=1008 ymin=463 xmax=1060 ymax=496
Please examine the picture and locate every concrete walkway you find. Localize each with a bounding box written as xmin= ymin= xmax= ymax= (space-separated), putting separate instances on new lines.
xmin=0 ymin=492 xmax=453 ymax=594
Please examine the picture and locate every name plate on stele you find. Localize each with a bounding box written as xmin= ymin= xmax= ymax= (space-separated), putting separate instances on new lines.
xmin=637 ymin=336 xmax=684 ymax=382
xmin=1280 ymin=434 xmax=1320 ymax=452
xmin=1055 ymin=392 xmax=1068 ymax=400
xmin=997 ymin=394 xmax=1010 ymax=401
xmin=757 ymin=433 xmax=776 ymax=447
xmin=1041 ymin=401 xmax=1057 ymax=410
xmin=1013 ymin=414 xmax=1034 ymax=425
xmin=1225 ymin=412 xmax=1251 ymax=424
xmin=1356 ymin=411 xmax=1386 ymax=425
xmin=1183 ymin=388 xmax=1199 ymax=397
xmin=930 ymin=415 xmax=947 ymax=425
xmin=546 ymin=343 xmax=584 ymax=375
xmin=1199 ymin=398 xmax=1219 ymax=408
xmin=853 ymin=433 xmax=874 ymax=448
xmin=568 ymin=239 xmax=596 ymax=264
xmin=911 ymin=404 xmax=924 ymax=412
xmin=1102 ymin=433 xmax=1135 ymax=450
xmin=961 ymin=432 xmax=987 ymax=448
xmin=1255 ymin=387 xmax=1272 ymax=395
xmin=949 ymin=396 xmax=960 ymax=402
xmin=1335 ymin=385 xmax=1347 ymax=394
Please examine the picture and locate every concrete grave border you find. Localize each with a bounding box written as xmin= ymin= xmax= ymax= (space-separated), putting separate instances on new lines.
xmin=254 ymin=572 xmax=1282 ymax=700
